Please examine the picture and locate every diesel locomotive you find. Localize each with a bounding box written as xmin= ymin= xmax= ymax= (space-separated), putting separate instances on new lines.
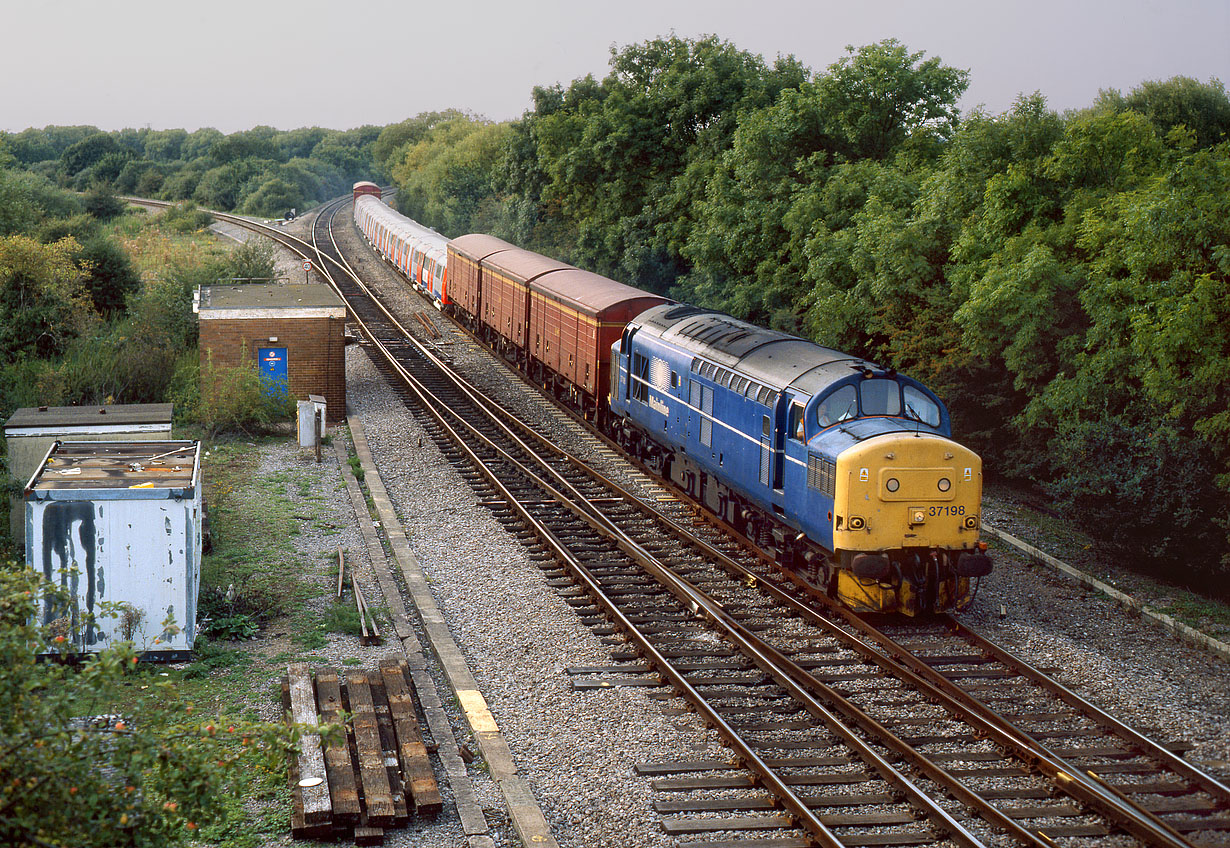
xmin=353 ymin=184 xmax=991 ymax=615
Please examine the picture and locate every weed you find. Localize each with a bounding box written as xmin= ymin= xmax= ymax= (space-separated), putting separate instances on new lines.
xmin=182 ymin=634 xmax=250 ymax=679
xmin=293 ymin=629 xmax=327 ymax=651
xmin=205 ymin=614 xmax=260 ymax=641
xmin=321 ymin=599 xmax=365 ymax=637
xmin=348 ymin=454 xmax=365 ymax=482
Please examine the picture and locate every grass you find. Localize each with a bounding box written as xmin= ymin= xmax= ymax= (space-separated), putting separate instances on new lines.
xmin=98 ymin=432 xmax=351 ymax=845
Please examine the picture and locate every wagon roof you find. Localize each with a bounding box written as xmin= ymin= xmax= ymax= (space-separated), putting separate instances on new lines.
xmin=532 ymin=268 xmax=667 ymax=315
xmin=448 ymin=233 xmax=518 ymax=263
xmin=483 ymin=247 xmax=572 ymax=283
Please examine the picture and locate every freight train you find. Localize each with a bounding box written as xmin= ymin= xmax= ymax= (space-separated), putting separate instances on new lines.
xmin=353 ymin=183 xmax=992 ymax=615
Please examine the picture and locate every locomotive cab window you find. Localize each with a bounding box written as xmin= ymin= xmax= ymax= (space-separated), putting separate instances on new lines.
xmin=859 ymin=379 xmax=901 ymax=417
xmin=789 ymin=402 xmax=806 ymax=441
xmin=817 ymin=385 xmax=857 ymax=427
xmin=903 ymin=385 xmax=941 ymax=427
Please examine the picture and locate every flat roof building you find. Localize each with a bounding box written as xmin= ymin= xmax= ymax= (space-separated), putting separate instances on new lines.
xmin=197 ymin=283 xmax=347 ymax=421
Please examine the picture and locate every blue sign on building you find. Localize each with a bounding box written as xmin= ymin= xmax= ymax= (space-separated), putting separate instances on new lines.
xmin=257 ymin=347 xmax=288 ymax=397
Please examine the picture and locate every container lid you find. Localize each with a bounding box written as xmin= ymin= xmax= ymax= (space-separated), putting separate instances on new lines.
xmin=27 ymin=441 xmax=200 ymax=495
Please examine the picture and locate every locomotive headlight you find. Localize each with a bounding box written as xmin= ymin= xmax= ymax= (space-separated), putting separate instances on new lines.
xmin=964 ymin=516 xmax=979 ymax=529
xmin=885 ymin=477 xmax=900 ymax=493
xmin=848 ymin=516 xmax=866 ymax=530
xmin=937 ymin=477 xmax=952 ymax=492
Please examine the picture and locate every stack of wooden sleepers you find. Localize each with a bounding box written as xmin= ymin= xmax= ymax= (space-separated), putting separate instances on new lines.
xmin=282 ymin=660 xmax=442 ymax=845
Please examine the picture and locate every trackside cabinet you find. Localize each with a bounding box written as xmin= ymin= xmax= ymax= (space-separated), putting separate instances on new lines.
xmin=25 ymin=440 xmax=203 ymax=657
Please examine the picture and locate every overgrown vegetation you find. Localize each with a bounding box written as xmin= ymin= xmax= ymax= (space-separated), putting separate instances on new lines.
xmin=367 ymin=37 xmax=1230 ymax=588
xmin=0 ymin=564 xmax=299 ymax=848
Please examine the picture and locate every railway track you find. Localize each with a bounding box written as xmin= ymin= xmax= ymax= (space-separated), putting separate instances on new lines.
xmin=133 ymin=195 xmax=1230 ymax=846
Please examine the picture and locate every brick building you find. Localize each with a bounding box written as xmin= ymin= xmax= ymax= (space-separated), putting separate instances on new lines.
xmin=197 ymin=283 xmax=347 ymax=422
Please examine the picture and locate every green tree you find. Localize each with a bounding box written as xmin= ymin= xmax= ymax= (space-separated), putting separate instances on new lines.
xmin=0 ymin=235 xmax=99 ymax=359
xmin=812 ymin=40 xmax=968 ymax=162
xmin=390 ymin=117 xmax=509 ymax=236
xmin=242 ymin=177 xmax=305 ymax=217
xmin=1096 ymin=76 xmax=1230 ymax=149
xmin=61 ymin=133 xmax=121 ymax=178
xmin=75 ymin=235 xmax=141 ymax=315
xmin=372 ymin=110 xmax=466 ymax=173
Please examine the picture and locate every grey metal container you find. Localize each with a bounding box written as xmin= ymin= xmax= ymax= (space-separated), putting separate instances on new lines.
xmin=25 ymin=440 xmax=203 ymax=656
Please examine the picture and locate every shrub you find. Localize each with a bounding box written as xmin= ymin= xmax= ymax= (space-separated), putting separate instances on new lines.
xmin=82 ymin=187 xmax=127 ymax=220
xmin=198 ymin=349 xmax=296 ymax=437
xmin=0 ymin=564 xmax=298 ymax=848
xmin=157 ymin=201 xmax=213 ymax=233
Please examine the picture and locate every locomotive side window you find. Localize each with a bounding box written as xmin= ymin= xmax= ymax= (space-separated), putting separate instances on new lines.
xmin=903 ymin=385 xmax=941 ymax=427
xmin=631 ymin=353 xmax=649 ymax=403
xmin=860 ymin=379 xmax=902 ymax=416
xmin=817 ymin=385 xmax=857 ymax=427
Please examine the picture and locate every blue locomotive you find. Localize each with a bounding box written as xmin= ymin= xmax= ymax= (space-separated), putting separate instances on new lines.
xmin=608 ymin=304 xmax=991 ymax=615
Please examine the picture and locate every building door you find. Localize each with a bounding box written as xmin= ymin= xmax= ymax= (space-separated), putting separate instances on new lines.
xmin=257 ymin=347 xmax=288 ymax=398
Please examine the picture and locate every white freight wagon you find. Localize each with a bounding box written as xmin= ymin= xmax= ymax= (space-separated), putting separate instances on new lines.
xmin=25 ymin=440 xmax=203 ymax=657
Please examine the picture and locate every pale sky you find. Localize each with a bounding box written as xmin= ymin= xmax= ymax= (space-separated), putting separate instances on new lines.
xmin=3 ymin=0 xmax=1227 ymax=134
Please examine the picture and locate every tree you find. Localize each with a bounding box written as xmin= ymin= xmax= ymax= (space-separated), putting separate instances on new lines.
xmin=1115 ymin=76 xmax=1230 ymax=149
xmin=372 ymin=110 xmax=467 ymax=173
xmin=0 ymin=235 xmax=99 ymax=359
xmin=242 ymin=177 xmax=305 ymax=218
xmin=390 ymin=117 xmax=509 ymax=236
xmin=61 ymin=133 xmax=121 ymax=178
xmin=75 ymin=235 xmax=141 ymax=315
xmin=813 ymin=40 xmax=969 ymax=161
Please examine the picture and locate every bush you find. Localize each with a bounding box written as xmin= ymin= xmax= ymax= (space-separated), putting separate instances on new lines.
xmin=224 ymin=237 xmax=277 ymax=283
xmin=0 ymin=564 xmax=298 ymax=848
xmin=34 ymin=212 xmax=99 ymax=244
xmin=157 ymin=201 xmax=213 ymax=233
xmin=198 ymin=349 xmax=297 ymax=437
xmin=75 ymin=234 xmax=141 ymax=315
xmin=83 ymin=187 xmax=127 ymax=220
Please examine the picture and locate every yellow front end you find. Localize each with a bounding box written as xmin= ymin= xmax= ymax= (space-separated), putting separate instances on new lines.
xmin=832 ymin=432 xmax=984 ymax=614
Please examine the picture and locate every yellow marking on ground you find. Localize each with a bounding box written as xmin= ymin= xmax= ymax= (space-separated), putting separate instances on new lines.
xmin=457 ymin=689 xmax=499 ymax=733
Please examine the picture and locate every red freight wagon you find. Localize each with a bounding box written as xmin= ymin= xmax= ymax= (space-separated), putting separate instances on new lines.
xmin=352 ymin=181 xmax=381 ymax=202
xmin=529 ymin=268 xmax=670 ymax=413
xmin=479 ymin=248 xmax=570 ymax=352
xmin=446 ymin=234 xmax=515 ymax=324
